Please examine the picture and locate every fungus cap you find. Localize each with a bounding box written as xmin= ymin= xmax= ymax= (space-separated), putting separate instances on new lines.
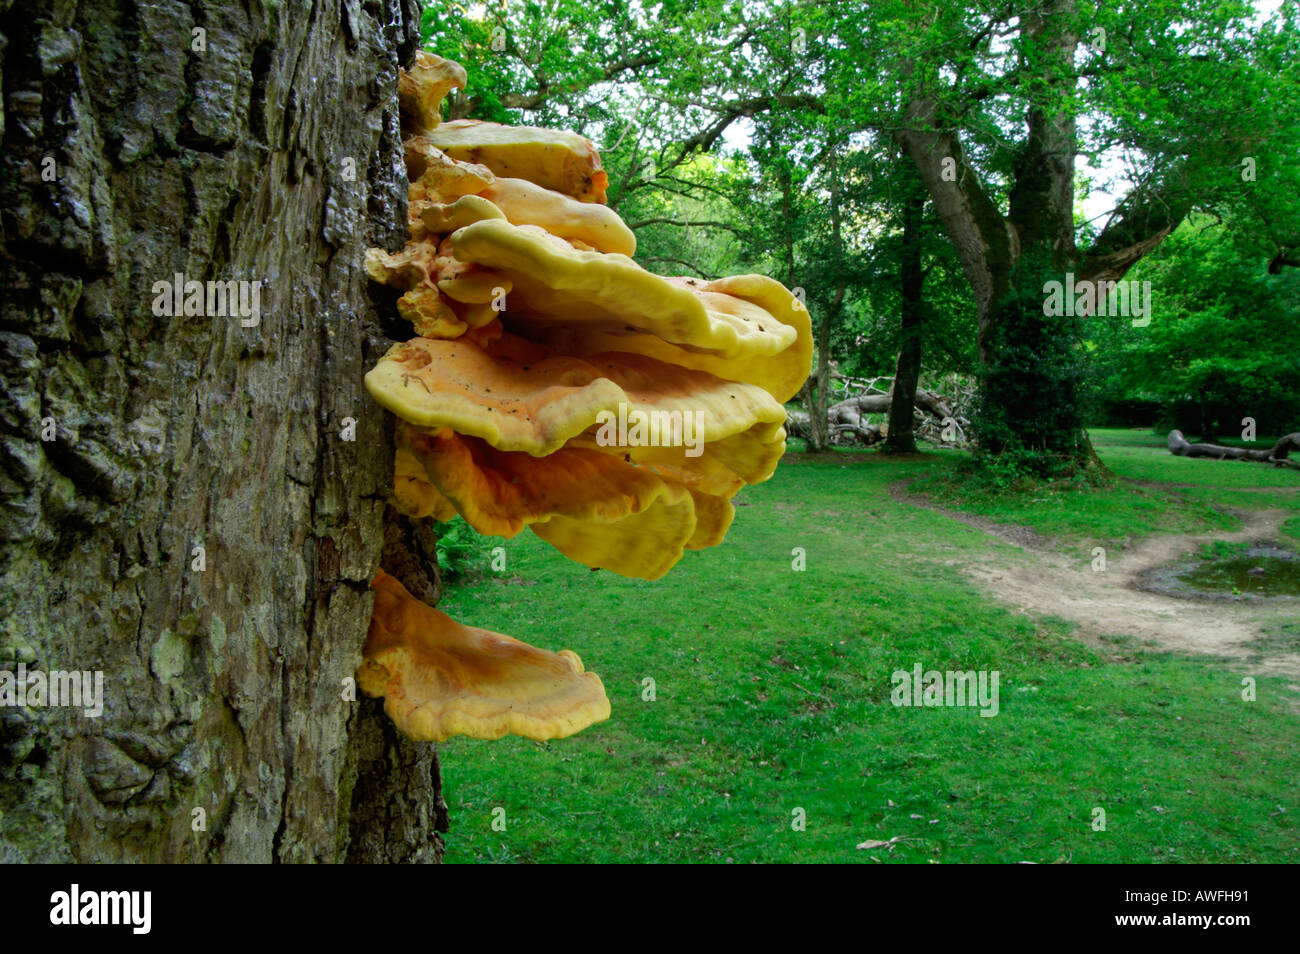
xmin=405 ymin=138 xmax=496 ymax=202
xmin=437 ymin=270 xmax=512 ymax=305
xmin=422 ymin=194 xmax=506 ymax=234
xmin=532 ymin=276 xmax=813 ymax=402
xmin=477 ymin=177 xmax=636 ymax=255
xmin=530 ymin=479 xmax=697 ymax=580
xmin=364 ymin=332 xmax=789 ymax=457
xmin=398 ymin=52 xmax=466 ymax=133
xmin=395 ymin=426 xmax=738 ymax=579
xmin=684 ymin=487 xmax=736 ymax=550
xmin=396 ymin=423 xmax=673 ymax=538
xmin=393 ymin=444 xmax=458 ymax=520
xmin=360 ymin=569 xmax=610 ymax=742
xmin=396 ymin=285 xmax=468 ymax=339
xmin=447 ymin=219 xmax=798 ymax=363
xmin=427 ymin=120 xmax=609 ymax=203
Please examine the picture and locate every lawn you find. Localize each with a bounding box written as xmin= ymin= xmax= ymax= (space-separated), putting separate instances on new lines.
xmin=433 ymin=427 xmax=1300 ymax=863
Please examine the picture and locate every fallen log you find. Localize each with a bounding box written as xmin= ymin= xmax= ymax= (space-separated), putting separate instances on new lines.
xmin=826 ymin=388 xmax=956 ymax=446
xmin=787 ymin=382 xmax=968 ymax=447
xmin=828 ymin=387 xmax=954 ymax=423
xmin=828 ymin=399 xmax=885 ymax=445
xmin=1168 ymin=430 xmax=1300 ymax=469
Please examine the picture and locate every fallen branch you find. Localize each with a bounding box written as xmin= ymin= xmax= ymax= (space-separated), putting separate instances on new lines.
xmin=829 ymin=387 xmax=954 ymax=423
xmin=788 ymin=377 xmax=971 ymax=448
xmin=1167 ymin=430 xmax=1300 ymax=469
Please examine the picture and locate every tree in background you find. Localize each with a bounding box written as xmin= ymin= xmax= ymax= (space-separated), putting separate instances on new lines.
xmin=416 ymin=0 xmax=1300 ymax=471
xmin=833 ymin=0 xmax=1300 ymax=474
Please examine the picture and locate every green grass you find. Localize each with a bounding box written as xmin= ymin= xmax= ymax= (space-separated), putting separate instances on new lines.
xmin=1095 ymin=428 xmax=1300 ymax=489
xmin=1198 ymin=540 xmax=1250 ymax=560
xmin=432 ymin=428 xmax=1300 ymax=863
xmin=909 ymin=428 xmax=1299 ymax=555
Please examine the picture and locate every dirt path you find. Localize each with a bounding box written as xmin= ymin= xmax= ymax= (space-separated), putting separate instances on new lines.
xmin=894 ymin=483 xmax=1300 ymax=684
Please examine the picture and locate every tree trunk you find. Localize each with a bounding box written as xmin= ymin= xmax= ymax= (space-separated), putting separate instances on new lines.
xmin=884 ymin=174 xmax=926 ymax=453
xmin=896 ymin=0 xmax=1125 ymax=471
xmin=805 ymin=300 xmax=838 ymax=452
xmin=0 ymin=0 xmax=448 ymax=862
xmin=778 ymin=160 xmax=798 ymax=292
xmin=804 ymin=151 xmax=844 ymax=454
xmin=1198 ymin=393 xmax=1218 ymax=443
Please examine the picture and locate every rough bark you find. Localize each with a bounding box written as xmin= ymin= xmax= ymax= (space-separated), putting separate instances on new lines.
xmin=0 ymin=0 xmax=447 ymax=862
xmin=1168 ymin=430 xmax=1300 ymax=469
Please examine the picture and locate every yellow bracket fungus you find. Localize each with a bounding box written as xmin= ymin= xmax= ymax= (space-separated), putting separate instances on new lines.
xmin=365 ymin=331 xmax=788 ymax=458
xmin=478 ymin=177 xmax=636 ymax=255
xmin=356 ymin=50 xmax=812 ymax=744
xmin=421 ymin=194 xmax=506 ymax=233
xmin=427 ymin=119 xmax=610 ymax=203
xmin=447 ymin=218 xmax=798 ymax=361
xmin=398 ymin=51 xmax=467 ymax=133
xmin=361 ymin=570 xmax=610 ymax=742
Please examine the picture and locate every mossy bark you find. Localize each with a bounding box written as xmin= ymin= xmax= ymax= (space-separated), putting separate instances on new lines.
xmin=0 ymin=0 xmax=447 ymax=862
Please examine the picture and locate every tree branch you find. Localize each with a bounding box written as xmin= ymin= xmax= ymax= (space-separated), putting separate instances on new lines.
xmin=626 ymin=217 xmax=744 ymax=234
xmin=637 ymin=256 xmax=713 ymax=278
xmin=895 ymin=95 xmax=1015 ymax=360
xmin=1268 ymin=250 xmax=1300 ymax=274
xmin=1078 ymin=174 xmax=1193 ymax=282
xmin=500 ymin=53 xmax=663 ymax=111
xmin=655 ymin=92 xmax=825 ymax=177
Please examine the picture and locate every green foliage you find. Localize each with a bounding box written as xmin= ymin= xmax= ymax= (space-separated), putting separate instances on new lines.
xmin=829 ymin=152 xmax=976 ymax=380
xmin=623 ymin=154 xmax=750 ymax=279
xmin=1087 ymin=216 xmax=1300 ymax=436
xmin=825 ymin=0 xmax=1300 ymax=457
xmin=415 ymin=0 xmax=1300 ymax=464
xmin=434 ymin=516 xmax=484 ymax=582
xmin=950 ymin=453 xmax=1046 ymax=497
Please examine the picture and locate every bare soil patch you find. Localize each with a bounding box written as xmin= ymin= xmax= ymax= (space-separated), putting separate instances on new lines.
xmin=896 ymin=481 xmax=1300 ymax=684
